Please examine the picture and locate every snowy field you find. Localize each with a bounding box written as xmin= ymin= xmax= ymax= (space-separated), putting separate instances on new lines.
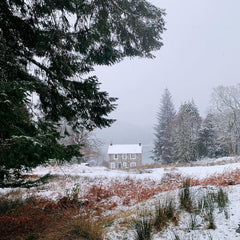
xmin=1 ymin=157 xmax=240 ymax=240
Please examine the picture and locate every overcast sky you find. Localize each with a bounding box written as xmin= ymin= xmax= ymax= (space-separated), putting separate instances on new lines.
xmin=94 ymin=0 xmax=240 ymax=132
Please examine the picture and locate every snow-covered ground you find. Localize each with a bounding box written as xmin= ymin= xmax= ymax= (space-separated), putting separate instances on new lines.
xmin=32 ymin=156 xmax=240 ymax=180
xmin=1 ymin=156 xmax=240 ymax=239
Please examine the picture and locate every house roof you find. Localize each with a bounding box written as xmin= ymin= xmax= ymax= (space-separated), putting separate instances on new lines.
xmin=107 ymin=144 xmax=142 ymax=154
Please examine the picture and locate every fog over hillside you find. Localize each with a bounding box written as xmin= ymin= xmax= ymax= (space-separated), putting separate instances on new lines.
xmin=96 ymin=121 xmax=154 ymax=164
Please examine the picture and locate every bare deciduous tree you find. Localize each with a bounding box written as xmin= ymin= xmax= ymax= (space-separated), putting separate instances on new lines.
xmin=211 ymin=84 xmax=240 ymax=155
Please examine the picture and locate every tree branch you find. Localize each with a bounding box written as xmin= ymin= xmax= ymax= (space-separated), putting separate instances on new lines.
xmin=109 ymin=0 xmax=131 ymax=16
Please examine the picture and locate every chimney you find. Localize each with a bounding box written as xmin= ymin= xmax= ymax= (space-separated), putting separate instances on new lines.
xmin=139 ymin=142 xmax=141 ymax=146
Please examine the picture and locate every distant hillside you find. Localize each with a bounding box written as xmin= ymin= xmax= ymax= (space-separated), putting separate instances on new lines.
xmin=95 ymin=121 xmax=154 ymax=164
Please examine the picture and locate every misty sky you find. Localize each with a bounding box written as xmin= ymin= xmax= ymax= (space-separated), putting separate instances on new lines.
xmin=94 ymin=0 xmax=240 ymax=134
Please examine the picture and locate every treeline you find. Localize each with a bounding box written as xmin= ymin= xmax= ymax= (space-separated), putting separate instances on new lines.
xmin=153 ymin=85 xmax=240 ymax=164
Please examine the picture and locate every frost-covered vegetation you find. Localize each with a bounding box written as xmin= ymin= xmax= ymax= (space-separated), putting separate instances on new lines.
xmin=1 ymin=157 xmax=240 ymax=240
xmin=153 ymin=85 xmax=240 ymax=164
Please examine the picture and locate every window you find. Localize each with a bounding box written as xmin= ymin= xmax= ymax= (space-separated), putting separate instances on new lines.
xmin=111 ymin=162 xmax=115 ymax=169
xmin=114 ymin=154 xmax=118 ymax=160
xmin=130 ymin=162 xmax=136 ymax=167
xmin=123 ymin=162 xmax=127 ymax=168
xmin=130 ymin=153 xmax=136 ymax=159
xmin=122 ymin=154 xmax=127 ymax=159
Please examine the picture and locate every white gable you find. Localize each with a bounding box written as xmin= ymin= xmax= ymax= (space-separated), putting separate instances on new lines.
xmin=108 ymin=144 xmax=142 ymax=154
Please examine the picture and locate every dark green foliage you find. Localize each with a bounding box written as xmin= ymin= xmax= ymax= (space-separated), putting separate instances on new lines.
xmin=0 ymin=173 xmax=51 ymax=188
xmin=179 ymin=179 xmax=193 ymax=213
xmin=0 ymin=0 xmax=165 ymax=185
xmin=216 ymin=187 xmax=229 ymax=211
xmin=134 ymin=215 xmax=153 ymax=240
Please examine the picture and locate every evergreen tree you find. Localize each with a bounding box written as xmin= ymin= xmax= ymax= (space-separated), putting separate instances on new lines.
xmin=153 ymin=89 xmax=175 ymax=163
xmin=198 ymin=113 xmax=226 ymax=158
xmin=0 ymin=0 xmax=166 ymax=186
xmin=172 ymin=100 xmax=201 ymax=163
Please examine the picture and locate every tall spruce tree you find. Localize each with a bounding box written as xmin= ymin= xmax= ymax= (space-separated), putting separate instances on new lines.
xmin=0 ymin=0 xmax=166 ymax=186
xmin=153 ymin=89 xmax=175 ymax=163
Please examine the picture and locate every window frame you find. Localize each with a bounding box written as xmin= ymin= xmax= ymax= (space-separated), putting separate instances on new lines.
xmin=130 ymin=162 xmax=136 ymax=167
xmin=111 ymin=162 xmax=115 ymax=169
xmin=130 ymin=153 xmax=136 ymax=159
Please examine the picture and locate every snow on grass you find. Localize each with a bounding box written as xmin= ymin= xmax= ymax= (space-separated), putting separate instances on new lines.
xmin=104 ymin=184 xmax=240 ymax=240
xmin=1 ymin=156 xmax=240 ymax=239
xmin=32 ymin=156 xmax=240 ymax=181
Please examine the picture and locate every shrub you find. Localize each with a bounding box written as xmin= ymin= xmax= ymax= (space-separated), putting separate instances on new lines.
xmin=0 ymin=196 xmax=81 ymax=240
xmin=196 ymin=187 xmax=229 ymax=228
xmin=0 ymin=197 xmax=24 ymax=216
xmin=70 ymin=183 xmax=81 ymax=204
xmin=205 ymin=208 xmax=216 ymax=230
xmin=154 ymin=201 xmax=167 ymax=231
xmin=216 ymin=187 xmax=229 ymax=211
xmin=187 ymin=213 xmax=199 ymax=231
xmin=154 ymin=198 xmax=178 ymax=231
xmin=202 ymin=193 xmax=215 ymax=212
xmin=70 ymin=217 xmax=103 ymax=240
xmin=196 ymin=192 xmax=213 ymax=214
xmin=165 ymin=198 xmax=176 ymax=220
xmin=179 ymin=178 xmax=193 ymax=213
xmin=224 ymin=208 xmax=229 ymax=219
xmin=134 ymin=215 xmax=153 ymax=240
xmin=202 ymin=194 xmax=216 ymax=230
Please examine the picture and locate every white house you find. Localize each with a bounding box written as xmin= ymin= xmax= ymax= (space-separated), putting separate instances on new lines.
xmin=108 ymin=143 xmax=142 ymax=169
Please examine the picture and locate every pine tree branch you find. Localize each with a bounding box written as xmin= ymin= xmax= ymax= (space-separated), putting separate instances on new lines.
xmin=0 ymin=173 xmax=51 ymax=188
xmin=16 ymin=51 xmax=58 ymax=80
xmin=109 ymin=0 xmax=131 ymax=16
